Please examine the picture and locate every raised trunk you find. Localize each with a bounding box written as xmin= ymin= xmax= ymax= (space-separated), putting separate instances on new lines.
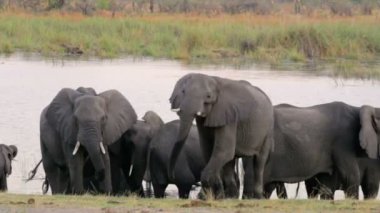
xmin=168 ymin=115 xmax=194 ymax=179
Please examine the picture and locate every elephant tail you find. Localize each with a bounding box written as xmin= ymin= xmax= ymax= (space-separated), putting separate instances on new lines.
xmin=295 ymin=182 xmax=301 ymax=199
xmin=26 ymin=159 xmax=43 ymax=182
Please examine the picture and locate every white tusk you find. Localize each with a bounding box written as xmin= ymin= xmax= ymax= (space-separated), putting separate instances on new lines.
xmin=72 ymin=141 xmax=80 ymax=155
xmin=171 ymin=108 xmax=180 ymax=112
xmin=196 ymin=111 xmax=203 ymax=116
xmin=129 ymin=164 xmax=134 ymax=176
xmin=99 ymin=142 xmax=106 ymax=155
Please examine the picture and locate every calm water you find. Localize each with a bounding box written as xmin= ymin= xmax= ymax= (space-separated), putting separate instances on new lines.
xmin=1 ymin=56 xmax=380 ymax=199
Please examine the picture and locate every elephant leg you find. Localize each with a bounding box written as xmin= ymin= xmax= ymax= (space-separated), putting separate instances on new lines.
xmin=0 ymin=175 xmax=7 ymax=191
xmin=361 ymin=172 xmax=379 ymax=199
xmin=42 ymin=152 xmax=68 ymax=194
xmin=68 ymin=152 xmax=85 ymax=194
xmin=153 ymin=183 xmax=167 ymax=198
xmin=334 ymin=155 xmax=360 ymax=199
xmin=252 ymin=135 xmax=272 ymax=199
xmin=178 ymin=184 xmax=192 ymax=199
xmin=305 ymin=178 xmax=320 ymax=199
xmin=242 ymin=157 xmax=254 ymax=199
xmin=275 ymin=183 xmax=288 ymax=199
xmin=263 ymin=183 xmax=276 ymax=199
xmin=200 ymin=124 xmax=237 ymax=199
xmin=222 ymin=159 xmax=239 ymax=199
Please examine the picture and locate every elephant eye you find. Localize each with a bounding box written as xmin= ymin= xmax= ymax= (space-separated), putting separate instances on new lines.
xmin=182 ymin=89 xmax=185 ymax=94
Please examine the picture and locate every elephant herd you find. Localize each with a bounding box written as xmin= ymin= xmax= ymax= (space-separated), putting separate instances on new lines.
xmin=7 ymin=72 xmax=380 ymax=200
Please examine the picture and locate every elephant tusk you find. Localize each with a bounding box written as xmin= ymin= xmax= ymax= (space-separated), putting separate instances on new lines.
xmin=196 ymin=111 xmax=206 ymax=117
xmin=171 ymin=108 xmax=180 ymax=112
xmin=72 ymin=141 xmax=80 ymax=155
xmin=99 ymin=142 xmax=106 ymax=155
xmin=129 ymin=164 xmax=134 ymax=176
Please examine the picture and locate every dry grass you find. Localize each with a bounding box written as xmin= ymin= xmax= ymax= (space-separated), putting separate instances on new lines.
xmin=0 ymin=193 xmax=380 ymax=213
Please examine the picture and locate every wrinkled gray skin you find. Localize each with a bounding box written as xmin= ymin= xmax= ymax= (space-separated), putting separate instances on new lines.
xmin=244 ymin=102 xmax=380 ymax=199
xmin=305 ymin=158 xmax=380 ymax=200
xmin=108 ymin=111 xmax=164 ymax=196
xmin=169 ymin=73 xmax=274 ymax=199
xmin=149 ymin=120 xmax=240 ymax=199
xmin=40 ymin=87 xmax=137 ymax=194
xmin=0 ymin=144 xmax=17 ymax=191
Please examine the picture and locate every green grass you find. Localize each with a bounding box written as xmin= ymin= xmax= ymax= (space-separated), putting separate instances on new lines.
xmin=0 ymin=13 xmax=380 ymax=77
xmin=1 ymin=193 xmax=380 ymax=212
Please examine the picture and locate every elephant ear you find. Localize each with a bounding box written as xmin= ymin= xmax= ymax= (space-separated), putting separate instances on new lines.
xmin=204 ymin=82 xmax=256 ymax=127
xmin=99 ymin=90 xmax=137 ymax=145
xmin=359 ymin=105 xmax=380 ymax=159
xmin=46 ymin=88 xmax=82 ymax=144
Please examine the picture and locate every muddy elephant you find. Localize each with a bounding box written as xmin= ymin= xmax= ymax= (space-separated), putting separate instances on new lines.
xmin=305 ymin=157 xmax=380 ymax=200
xmin=40 ymin=87 xmax=137 ymax=194
xmin=0 ymin=144 xmax=17 ymax=191
xmin=169 ymin=73 xmax=274 ymax=199
xmin=108 ymin=111 xmax=164 ymax=196
xmin=244 ymin=102 xmax=380 ymax=199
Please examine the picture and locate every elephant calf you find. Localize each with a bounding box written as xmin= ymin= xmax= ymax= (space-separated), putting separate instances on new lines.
xmin=0 ymin=144 xmax=17 ymax=191
xmin=149 ymin=120 xmax=206 ymax=199
xmin=149 ymin=120 xmax=240 ymax=199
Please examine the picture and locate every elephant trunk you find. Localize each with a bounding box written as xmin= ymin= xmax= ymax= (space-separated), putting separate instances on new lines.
xmin=168 ymin=115 xmax=194 ymax=180
xmin=84 ymin=142 xmax=106 ymax=182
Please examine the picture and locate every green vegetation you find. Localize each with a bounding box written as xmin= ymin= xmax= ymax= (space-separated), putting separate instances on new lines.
xmin=0 ymin=13 xmax=379 ymax=77
xmin=1 ymin=193 xmax=380 ymax=212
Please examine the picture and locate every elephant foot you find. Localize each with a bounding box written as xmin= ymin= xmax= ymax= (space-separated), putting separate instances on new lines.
xmin=200 ymin=172 xmax=224 ymax=200
xmin=197 ymin=186 xmax=224 ymax=200
xmin=242 ymin=191 xmax=255 ymax=199
xmin=224 ymin=184 xmax=239 ymax=199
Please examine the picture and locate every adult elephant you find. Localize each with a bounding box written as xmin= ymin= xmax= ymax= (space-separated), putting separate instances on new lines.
xmin=244 ymin=102 xmax=380 ymax=199
xmin=305 ymin=157 xmax=380 ymax=200
xmin=169 ymin=73 xmax=274 ymax=199
xmin=40 ymin=87 xmax=137 ymax=194
xmin=0 ymin=144 xmax=17 ymax=191
xmin=108 ymin=111 xmax=164 ymax=196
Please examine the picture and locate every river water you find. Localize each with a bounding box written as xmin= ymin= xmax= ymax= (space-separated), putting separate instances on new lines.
xmin=0 ymin=55 xmax=379 ymax=200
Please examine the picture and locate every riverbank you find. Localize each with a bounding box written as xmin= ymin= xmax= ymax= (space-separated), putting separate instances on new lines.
xmin=0 ymin=193 xmax=379 ymax=213
xmin=0 ymin=12 xmax=380 ymax=78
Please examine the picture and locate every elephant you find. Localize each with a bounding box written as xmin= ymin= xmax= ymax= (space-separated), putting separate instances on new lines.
xmin=169 ymin=73 xmax=274 ymax=199
xmin=149 ymin=120 xmax=240 ymax=199
xmin=149 ymin=120 xmax=205 ymax=199
xmin=305 ymin=157 xmax=380 ymax=200
xmin=40 ymin=87 xmax=137 ymax=194
xmin=0 ymin=144 xmax=17 ymax=191
xmin=244 ymin=102 xmax=380 ymax=199
xmin=108 ymin=110 xmax=164 ymax=196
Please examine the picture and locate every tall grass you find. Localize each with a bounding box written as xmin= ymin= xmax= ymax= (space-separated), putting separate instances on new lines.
xmin=0 ymin=13 xmax=379 ymax=76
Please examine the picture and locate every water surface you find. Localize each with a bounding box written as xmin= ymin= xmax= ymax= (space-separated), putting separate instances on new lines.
xmin=0 ymin=56 xmax=379 ymax=199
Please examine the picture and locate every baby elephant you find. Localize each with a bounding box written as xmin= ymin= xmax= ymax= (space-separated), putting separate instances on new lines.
xmin=148 ymin=120 xmax=240 ymax=199
xmin=148 ymin=120 xmax=205 ymax=198
xmin=0 ymin=144 xmax=17 ymax=191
